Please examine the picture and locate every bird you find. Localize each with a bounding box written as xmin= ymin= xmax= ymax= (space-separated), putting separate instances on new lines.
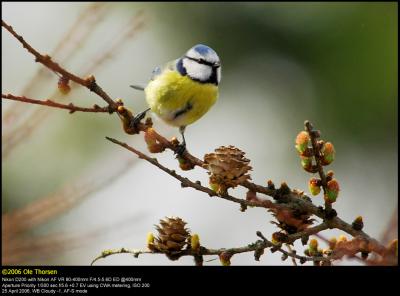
xmin=130 ymin=44 xmax=221 ymax=153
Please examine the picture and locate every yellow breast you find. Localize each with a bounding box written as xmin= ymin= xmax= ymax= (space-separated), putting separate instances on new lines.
xmin=145 ymin=70 xmax=218 ymax=127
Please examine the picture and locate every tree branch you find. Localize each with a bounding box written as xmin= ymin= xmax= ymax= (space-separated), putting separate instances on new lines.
xmin=2 ymin=20 xmax=117 ymax=109
xmin=2 ymin=94 xmax=113 ymax=114
xmin=105 ymin=136 xmax=389 ymax=258
xmin=105 ymin=136 xmax=282 ymax=211
xmin=90 ymin=231 xmax=330 ymax=266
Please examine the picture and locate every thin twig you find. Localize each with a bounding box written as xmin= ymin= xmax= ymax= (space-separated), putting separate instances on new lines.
xmin=105 ymin=137 xmax=280 ymax=210
xmin=304 ymin=120 xmax=333 ymax=213
xmin=91 ymin=230 xmax=330 ymax=266
xmin=2 ymin=94 xmax=112 ymax=114
xmin=2 ymin=20 xmax=117 ymax=108
xmin=2 ymin=9 xmax=146 ymax=159
xmin=2 ymin=3 xmax=109 ymax=126
xmin=256 ymin=231 xmax=329 ymax=263
xmin=286 ymin=244 xmax=298 ymax=266
xmin=286 ymin=223 xmax=329 ymax=243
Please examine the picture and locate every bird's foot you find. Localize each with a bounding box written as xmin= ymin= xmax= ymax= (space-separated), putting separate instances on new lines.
xmin=175 ymin=143 xmax=187 ymax=156
xmin=129 ymin=109 xmax=150 ymax=130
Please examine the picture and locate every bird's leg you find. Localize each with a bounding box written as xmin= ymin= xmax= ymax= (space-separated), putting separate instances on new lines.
xmin=130 ymin=108 xmax=150 ymax=129
xmin=176 ymin=126 xmax=187 ymax=156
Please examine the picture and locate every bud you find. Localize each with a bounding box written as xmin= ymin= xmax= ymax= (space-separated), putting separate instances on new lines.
xmin=272 ymin=232 xmax=288 ymax=244
xmin=116 ymin=106 xmax=135 ymax=134
xmin=308 ymin=239 xmax=320 ymax=257
xmin=321 ymin=142 xmax=335 ymax=166
xmin=58 ymin=76 xmax=71 ymax=94
xmin=144 ymin=128 xmax=165 ymax=153
xmin=147 ymin=232 xmax=156 ymax=251
xmin=219 ymin=251 xmax=232 ymax=266
xmin=309 ymin=239 xmax=318 ymax=251
xmin=300 ymin=156 xmax=313 ymax=172
xmin=117 ymin=105 xmax=125 ymax=113
xmin=326 ymin=170 xmax=334 ymax=179
xmin=278 ymin=182 xmax=291 ymax=196
xmin=308 ymin=178 xmax=321 ymax=196
xmin=337 ymin=235 xmax=348 ymax=245
xmin=271 ymin=233 xmax=280 ymax=245
xmin=190 ymin=234 xmax=200 ymax=251
xmin=324 ymin=179 xmax=340 ymax=203
xmin=267 ymin=180 xmax=275 ymax=190
xmin=352 ymin=216 xmax=364 ymax=231
xmin=177 ymin=156 xmax=195 ymax=171
xmin=170 ymin=137 xmax=179 ymax=146
xmin=85 ymin=74 xmax=96 ymax=84
xmin=328 ymin=237 xmax=337 ymax=250
xmin=209 ymin=181 xmax=223 ymax=194
xmin=295 ymin=131 xmax=310 ymax=154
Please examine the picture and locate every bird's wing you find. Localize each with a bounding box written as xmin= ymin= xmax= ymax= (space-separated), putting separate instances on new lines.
xmin=150 ymin=60 xmax=178 ymax=81
xmin=131 ymin=60 xmax=178 ymax=91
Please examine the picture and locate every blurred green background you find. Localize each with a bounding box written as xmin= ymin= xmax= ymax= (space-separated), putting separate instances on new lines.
xmin=2 ymin=2 xmax=397 ymax=265
xmin=152 ymin=2 xmax=398 ymax=145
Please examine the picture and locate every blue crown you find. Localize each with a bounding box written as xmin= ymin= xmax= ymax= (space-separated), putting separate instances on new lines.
xmin=193 ymin=44 xmax=212 ymax=55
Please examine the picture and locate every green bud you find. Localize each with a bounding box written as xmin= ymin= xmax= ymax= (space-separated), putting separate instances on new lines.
xmin=324 ymin=179 xmax=340 ymax=203
xmin=321 ymin=142 xmax=335 ymax=165
xmin=295 ymin=131 xmax=310 ymax=154
xmin=308 ymin=178 xmax=321 ymax=196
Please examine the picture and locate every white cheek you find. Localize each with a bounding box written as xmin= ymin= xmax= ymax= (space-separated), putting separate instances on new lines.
xmin=183 ymin=59 xmax=212 ymax=82
xmin=186 ymin=48 xmax=203 ymax=60
xmin=217 ymin=67 xmax=221 ymax=84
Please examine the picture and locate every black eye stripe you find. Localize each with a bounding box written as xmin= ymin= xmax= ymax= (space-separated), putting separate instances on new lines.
xmin=184 ymin=55 xmax=220 ymax=68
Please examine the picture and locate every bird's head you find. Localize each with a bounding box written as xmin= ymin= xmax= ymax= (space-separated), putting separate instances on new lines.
xmin=177 ymin=44 xmax=221 ymax=85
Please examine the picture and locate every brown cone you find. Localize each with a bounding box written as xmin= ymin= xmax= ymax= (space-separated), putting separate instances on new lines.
xmin=154 ymin=217 xmax=190 ymax=252
xmin=204 ymin=146 xmax=252 ymax=192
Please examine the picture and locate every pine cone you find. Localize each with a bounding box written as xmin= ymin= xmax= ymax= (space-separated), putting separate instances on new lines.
xmin=154 ymin=217 xmax=190 ymax=253
xmin=269 ymin=207 xmax=314 ymax=234
xmin=204 ymin=146 xmax=252 ymax=194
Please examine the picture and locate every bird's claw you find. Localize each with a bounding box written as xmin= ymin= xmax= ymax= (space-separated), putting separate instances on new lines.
xmin=175 ymin=143 xmax=187 ymax=156
xmin=129 ymin=110 xmax=148 ymax=130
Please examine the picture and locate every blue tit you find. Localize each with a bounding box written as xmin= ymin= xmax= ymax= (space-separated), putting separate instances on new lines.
xmin=131 ymin=44 xmax=221 ymax=152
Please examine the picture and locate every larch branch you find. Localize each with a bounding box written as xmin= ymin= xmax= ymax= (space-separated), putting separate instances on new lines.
xmin=2 ymin=94 xmax=113 ymax=114
xmin=2 ymin=20 xmax=117 ymax=109
xmin=90 ymin=231 xmax=330 ymax=266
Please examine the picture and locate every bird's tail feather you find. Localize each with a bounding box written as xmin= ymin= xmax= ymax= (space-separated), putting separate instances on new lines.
xmin=130 ymin=84 xmax=145 ymax=91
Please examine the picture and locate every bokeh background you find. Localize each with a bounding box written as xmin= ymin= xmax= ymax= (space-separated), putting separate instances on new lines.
xmin=2 ymin=2 xmax=398 ymax=265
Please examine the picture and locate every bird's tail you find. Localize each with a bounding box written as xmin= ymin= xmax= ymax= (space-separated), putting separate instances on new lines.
xmin=130 ymin=84 xmax=145 ymax=91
